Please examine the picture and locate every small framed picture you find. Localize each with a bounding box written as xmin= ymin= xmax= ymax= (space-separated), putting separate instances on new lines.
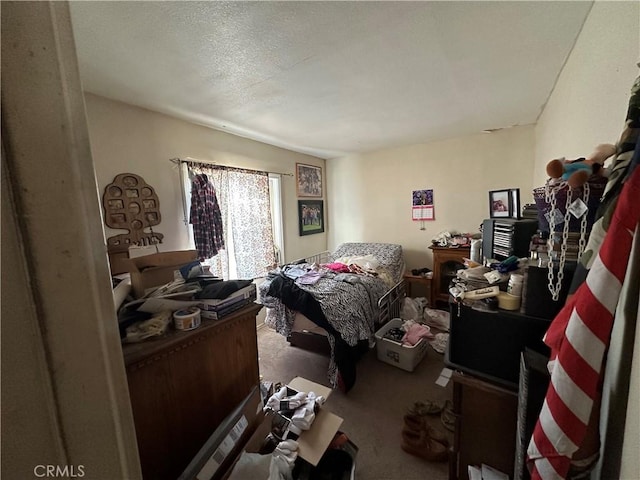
xmin=489 ymin=189 xmax=511 ymax=218
xmin=296 ymin=163 xmax=322 ymax=197
xmin=298 ymin=200 xmax=324 ymax=236
xmin=510 ymin=188 xmax=521 ymax=219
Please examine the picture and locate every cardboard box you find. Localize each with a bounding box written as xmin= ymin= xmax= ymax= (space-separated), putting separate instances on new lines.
xmin=180 ymin=378 xmax=345 ymax=480
xmin=126 ymin=250 xmax=198 ymax=298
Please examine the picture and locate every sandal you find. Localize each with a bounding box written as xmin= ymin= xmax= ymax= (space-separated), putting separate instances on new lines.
xmin=401 ymin=427 xmax=449 ymax=462
xmin=408 ymin=399 xmax=443 ymax=416
xmin=440 ymin=400 xmax=456 ymax=432
xmin=402 ymin=416 xmax=449 ymax=446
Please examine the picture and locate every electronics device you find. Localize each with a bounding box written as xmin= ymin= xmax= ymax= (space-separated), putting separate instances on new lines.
xmin=482 ymin=218 xmax=538 ymax=261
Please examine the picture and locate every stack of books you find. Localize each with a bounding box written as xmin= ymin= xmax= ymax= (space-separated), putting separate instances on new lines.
xmin=521 ymin=203 xmax=539 ymax=221
xmin=198 ymin=284 xmax=257 ymax=320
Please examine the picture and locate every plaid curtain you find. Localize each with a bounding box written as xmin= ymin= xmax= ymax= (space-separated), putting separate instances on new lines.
xmin=187 ymin=162 xmax=276 ymax=280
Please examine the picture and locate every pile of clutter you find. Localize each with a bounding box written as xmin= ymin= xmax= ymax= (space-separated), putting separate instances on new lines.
xmin=449 ymin=255 xmax=528 ymax=313
xmin=389 ymin=296 xmax=450 ymax=354
xmin=431 ymin=230 xmax=479 ymax=248
xmin=224 ymin=380 xmax=357 ymax=480
xmin=117 ymin=254 xmax=257 ymax=343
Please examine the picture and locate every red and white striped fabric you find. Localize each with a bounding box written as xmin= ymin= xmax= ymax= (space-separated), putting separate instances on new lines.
xmin=527 ymin=165 xmax=640 ymax=479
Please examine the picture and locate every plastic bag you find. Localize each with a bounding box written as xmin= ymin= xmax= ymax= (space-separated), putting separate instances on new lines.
xmin=423 ymin=308 xmax=450 ymax=332
xmin=400 ymin=297 xmax=421 ymax=321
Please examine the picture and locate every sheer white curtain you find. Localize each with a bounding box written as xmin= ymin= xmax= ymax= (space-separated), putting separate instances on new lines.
xmin=185 ymin=162 xmax=276 ymax=280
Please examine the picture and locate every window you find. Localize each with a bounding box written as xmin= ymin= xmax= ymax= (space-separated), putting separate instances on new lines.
xmin=181 ymin=162 xmax=281 ymax=280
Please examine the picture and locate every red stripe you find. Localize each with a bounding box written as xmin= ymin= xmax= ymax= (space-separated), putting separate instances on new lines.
xmin=555 ymin=339 xmax=599 ymax=394
xmin=543 ymin=303 xmax=573 ymax=351
xmin=572 ymin=285 xmax=614 ymax=343
xmin=545 ymin=383 xmax=588 ymax=446
xmin=528 ymin=167 xmax=640 ymax=479
xmin=531 ymin=415 xmax=557 ymax=456
xmin=597 ymin=230 xmax=633 ymax=283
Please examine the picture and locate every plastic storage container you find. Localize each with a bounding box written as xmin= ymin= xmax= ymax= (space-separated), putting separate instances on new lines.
xmin=374 ymin=318 xmax=429 ymax=372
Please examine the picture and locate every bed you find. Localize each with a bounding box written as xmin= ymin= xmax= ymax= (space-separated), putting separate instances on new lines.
xmin=258 ymin=242 xmax=406 ymax=391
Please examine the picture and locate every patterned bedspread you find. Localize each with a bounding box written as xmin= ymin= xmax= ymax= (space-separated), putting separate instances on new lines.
xmin=259 ymin=242 xmax=404 ymax=344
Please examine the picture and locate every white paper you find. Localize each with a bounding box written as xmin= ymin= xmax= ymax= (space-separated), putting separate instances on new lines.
xmin=569 ymin=198 xmax=588 ymax=218
xmin=468 ymin=465 xmax=483 ymax=480
xmin=137 ymin=297 xmax=200 ymax=314
xmin=435 ymin=375 xmax=450 ymax=387
xmin=435 ymin=367 xmax=453 ymax=387
xmin=481 ymin=463 xmax=510 ymax=480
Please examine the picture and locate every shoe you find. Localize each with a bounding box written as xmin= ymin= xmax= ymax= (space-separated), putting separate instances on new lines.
xmin=403 ymin=414 xmax=449 ymax=446
xmin=408 ymin=400 xmax=443 ymax=416
xmin=440 ymin=400 xmax=456 ymax=432
xmin=401 ymin=427 xmax=449 ymax=462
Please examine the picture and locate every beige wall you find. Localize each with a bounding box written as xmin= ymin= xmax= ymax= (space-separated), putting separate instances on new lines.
xmin=326 ymin=125 xmax=536 ymax=270
xmin=533 ymin=1 xmax=639 ymax=187
xmin=84 ymin=93 xmax=327 ymax=264
xmin=533 ymin=2 xmax=639 ymax=478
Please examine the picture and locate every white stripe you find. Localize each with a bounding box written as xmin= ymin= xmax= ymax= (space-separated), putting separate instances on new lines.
xmin=551 ymin=360 xmax=593 ymax=424
xmin=538 ymin=399 xmax=579 ymax=454
xmin=527 ymin=435 xmax=542 ymax=459
xmin=586 ymin=253 xmax=622 ymax=314
xmin=535 ymin=457 xmax=565 ymax=480
xmin=564 ymin=309 xmax=606 ymax=372
xmin=527 ymin=426 xmax=566 ymax=480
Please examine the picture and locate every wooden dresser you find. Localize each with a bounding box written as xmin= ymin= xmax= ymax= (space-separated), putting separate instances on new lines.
xmin=429 ymin=246 xmax=470 ymax=307
xmin=122 ymin=303 xmax=263 ymax=480
xmin=450 ymin=371 xmax=518 ymax=480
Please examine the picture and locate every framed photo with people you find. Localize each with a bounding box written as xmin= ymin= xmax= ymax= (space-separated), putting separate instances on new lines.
xmin=296 ymin=163 xmax=322 ymax=197
xmin=298 ymin=200 xmax=324 ymax=236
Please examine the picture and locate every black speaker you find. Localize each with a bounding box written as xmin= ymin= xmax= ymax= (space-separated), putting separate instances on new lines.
xmin=482 ymin=218 xmax=538 ymax=261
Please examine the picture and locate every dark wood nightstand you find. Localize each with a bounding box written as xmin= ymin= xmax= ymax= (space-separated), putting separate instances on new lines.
xmin=429 ymin=246 xmax=470 ymax=307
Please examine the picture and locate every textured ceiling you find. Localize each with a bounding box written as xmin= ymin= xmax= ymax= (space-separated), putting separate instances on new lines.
xmin=69 ymin=1 xmax=592 ymax=159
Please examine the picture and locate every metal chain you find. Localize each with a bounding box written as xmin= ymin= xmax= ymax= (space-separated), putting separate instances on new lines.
xmin=545 ymin=179 xmax=591 ymax=301
xmin=577 ymin=182 xmax=590 ymax=259
xmin=545 ymin=179 xmax=571 ymax=301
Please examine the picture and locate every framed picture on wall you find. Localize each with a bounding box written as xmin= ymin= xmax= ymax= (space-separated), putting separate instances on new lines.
xmin=489 ymin=189 xmax=511 ymax=218
xmin=296 ymin=163 xmax=322 ymax=197
xmin=298 ymin=200 xmax=324 ymax=236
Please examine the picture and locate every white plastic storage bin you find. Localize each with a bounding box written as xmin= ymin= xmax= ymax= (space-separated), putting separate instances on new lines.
xmin=374 ymin=318 xmax=429 ymax=372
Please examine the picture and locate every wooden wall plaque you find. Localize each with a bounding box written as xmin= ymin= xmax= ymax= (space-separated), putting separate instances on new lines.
xmin=103 ymin=173 xmax=164 ymax=250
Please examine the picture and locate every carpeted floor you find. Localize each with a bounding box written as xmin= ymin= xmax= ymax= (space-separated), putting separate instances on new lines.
xmin=257 ymin=325 xmax=454 ymax=480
